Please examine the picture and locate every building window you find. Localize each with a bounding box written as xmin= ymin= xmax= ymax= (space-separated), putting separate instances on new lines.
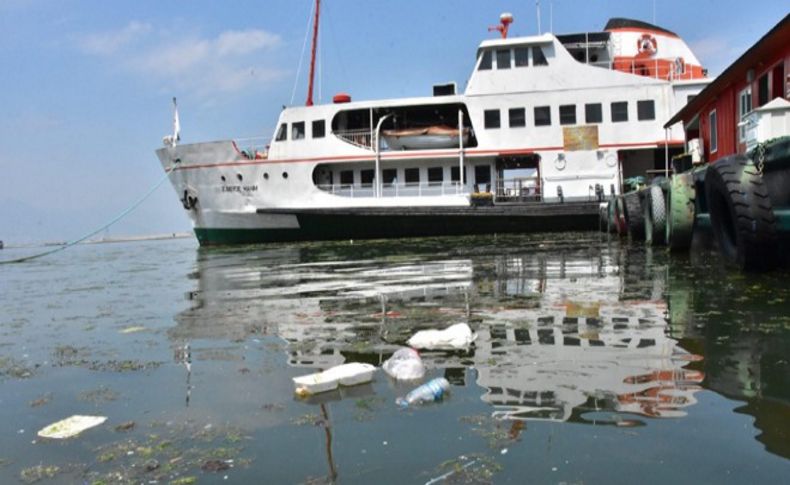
xmin=509 ymin=108 xmax=526 ymax=128
xmin=340 ymin=170 xmax=354 ymax=185
xmin=275 ymin=123 xmax=287 ymax=141
xmin=532 ymin=46 xmax=548 ymax=66
xmin=739 ymin=87 xmax=752 ymax=142
xmin=312 ymin=120 xmax=325 ymax=138
xmin=428 ymin=167 xmax=444 ymax=185
xmin=611 ymin=101 xmax=628 ymax=122
xmin=474 ymin=165 xmax=491 ymax=185
xmin=637 ymin=100 xmax=655 ymax=120
xmin=383 ymin=169 xmax=397 ymax=185
xmin=292 ymin=121 xmax=305 ymax=140
xmin=534 ymin=106 xmax=551 ymax=126
xmin=451 ymin=166 xmax=467 ymax=182
xmin=496 ymin=49 xmax=511 ymax=70
xmin=484 ymin=109 xmax=501 ymax=129
xmin=405 ymin=168 xmax=420 ymax=184
xmin=559 ymin=105 xmax=576 ymax=125
xmin=709 ymin=110 xmax=718 ymax=153
xmin=514 ymin=47 xmax=529 ymax=67
xmin=585 ymin=103 xmax=602 ymax=123
xmin=361 ymin=169 xmax=374 ymax=186
xmin=478 ymin=50 xmax=492 ymax=70
xmin=758 ymin=74 xmax=769 ymax=106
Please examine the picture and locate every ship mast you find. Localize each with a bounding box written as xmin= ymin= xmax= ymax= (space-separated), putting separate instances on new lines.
xmin=305 ymin=0 xmax=321 ymax=106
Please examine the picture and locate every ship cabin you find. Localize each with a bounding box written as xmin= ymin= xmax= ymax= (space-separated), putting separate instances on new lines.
xmin=260 ymin=17 xmax=708 ymax=204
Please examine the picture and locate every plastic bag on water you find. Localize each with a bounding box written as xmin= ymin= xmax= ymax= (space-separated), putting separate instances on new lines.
xmin=382 ymin=347 xmax=425 ymax=380
xmin=407 ymin=323 xmax=476 ymax=350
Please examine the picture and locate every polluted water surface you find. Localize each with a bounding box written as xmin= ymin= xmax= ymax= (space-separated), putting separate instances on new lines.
xmin=0 ymin=233 xmax=788 ymax=483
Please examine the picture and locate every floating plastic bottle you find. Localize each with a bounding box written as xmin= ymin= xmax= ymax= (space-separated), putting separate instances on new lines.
xmin=396 ymin=377 xmax=450 ymax=408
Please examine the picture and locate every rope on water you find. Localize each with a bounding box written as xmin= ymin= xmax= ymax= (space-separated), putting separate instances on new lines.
xmin=0 ymin=164 xmax=178 ymax=265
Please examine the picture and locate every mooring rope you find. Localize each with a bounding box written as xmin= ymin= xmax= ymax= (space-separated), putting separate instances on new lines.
xmin=0 ymin=163 xmax=178 ymax=265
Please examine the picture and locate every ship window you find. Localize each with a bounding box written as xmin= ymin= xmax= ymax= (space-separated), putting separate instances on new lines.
xmin=383 ymin=169 xmax=397 ymax=185
xmin=496 ymin=49 xmax=511 ymax=69
xmin=451 ymin=166 xmax=467 ymax=182
xmin=405 ymin=168 xmax=420 ymax=183
xmin=509 ymin=108 xmax=526 ymax=128
xmin=758 ymin=74 xmax=769 ymax=106
xmin=532 ymin=46 xmax=548 ymax=66
xmin=478 ymin=50 xmax=492 ymax=70
xmin=360 ymin=169 xmax=374 ymax=186
xmin=739 ymin=86 xmax=752 ymax=141
xmin=559 ymin=105 xmax=576 ymax=125
xmin=611 ymin=101 xmax=628 ymax=122
xmin=515 ymin=47 xmax=529 ymax=67
xmin=484 ymin=109 xmax=501 ymax=129
xmin=585 ymin=103 xmax=602 ymax=123
xmin=312 ymin=119 xmax=325 ymax=138
xmin=534 ymin=106 xmax=551 ymax=126
xmin=474 ymin=165 xmax=491 ymax=185
xmin=275 ymin=123 xmax=287 ymax=141
xmin=292 ymin=121 xmax=305 ymax=140
xmin=637 ymin=100 xmax=655 ymax=120
xmin=709 ymin=110 xmax=718 ymax=153
xmin=340 ymin=170 xmax=354 ymax=185
xmin=428 ymin=167 xmax=444 ymax=185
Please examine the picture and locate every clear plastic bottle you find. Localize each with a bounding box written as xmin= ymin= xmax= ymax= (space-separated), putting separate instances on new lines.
xmin=396 ymin=377 xmax=450 ymax=407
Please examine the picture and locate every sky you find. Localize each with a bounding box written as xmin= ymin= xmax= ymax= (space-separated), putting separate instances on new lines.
xmin=0 ymin=0 xmax=787 ymax=244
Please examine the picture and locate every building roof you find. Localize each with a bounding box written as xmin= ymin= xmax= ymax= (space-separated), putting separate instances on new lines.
xmin=664 ymin=13 xmax=790 ymax=128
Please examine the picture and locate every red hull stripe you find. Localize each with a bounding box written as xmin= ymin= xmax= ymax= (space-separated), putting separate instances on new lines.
xmin=174 ymin=140 xmax=685 ymax=171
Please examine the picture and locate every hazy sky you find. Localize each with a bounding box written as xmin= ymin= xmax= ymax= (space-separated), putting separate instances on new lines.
xmin=1 ymin=0 xmax=786 ymax=243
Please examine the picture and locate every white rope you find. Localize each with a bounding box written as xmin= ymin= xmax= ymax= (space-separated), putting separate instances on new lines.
xmin=289 ymin=1 xmax=315 ymax=106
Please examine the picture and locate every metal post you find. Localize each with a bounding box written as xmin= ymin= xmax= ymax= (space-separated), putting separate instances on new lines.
xmin=664 ymin=128 xmax=670 ymax=177
xmin=374 ymin=113 xmax=393 ymax=198
xmin=458 ymin=109 xmax=465 ymax=188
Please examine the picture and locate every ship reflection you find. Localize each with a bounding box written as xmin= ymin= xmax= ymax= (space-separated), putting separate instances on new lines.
xmin=169 ymin=238 xmax=787 ymax=458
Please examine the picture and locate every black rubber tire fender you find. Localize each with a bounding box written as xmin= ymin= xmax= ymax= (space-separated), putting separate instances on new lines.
xmin=623 ymin=191 xmax=645 ymax=240
xmin=667 ymin=172 xmax=695 ymax=250
xmin=644 ymin=185 xmax=667 ymax=245
xmin=705 ymin=155 xmax=778 ymax=270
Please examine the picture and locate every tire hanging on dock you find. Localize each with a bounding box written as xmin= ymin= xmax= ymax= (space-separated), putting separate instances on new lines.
xmin=623 ymin=191 xmax=645 ymax=240
xmin=644 ymin=184 xmax=667 ymax=245
xmin=667 ymin=172 xmax=695 ymax=250
xmin=705 ymin=155 xmax=778 ymax=270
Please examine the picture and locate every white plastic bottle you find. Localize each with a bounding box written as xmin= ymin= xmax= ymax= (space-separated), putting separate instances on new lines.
xmin=396 ymin=377 xmax=450 ymax=407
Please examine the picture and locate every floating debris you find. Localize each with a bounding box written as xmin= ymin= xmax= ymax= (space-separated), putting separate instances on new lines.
xmin=293 ymin=363 xmax=376 ymax=396
xmin=37 ymin=415 xmax=107 ymax=439
xmin=119 ymin=326 xmax=146 ymax=334
xmin=114 ymin=421 xmax=135 ymax=432
xmin=407 ymin=323 xmax=475 ymax=350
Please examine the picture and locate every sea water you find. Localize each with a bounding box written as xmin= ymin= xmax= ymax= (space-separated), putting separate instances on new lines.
xmin=0 ymin=234 xmax=788 ymax=483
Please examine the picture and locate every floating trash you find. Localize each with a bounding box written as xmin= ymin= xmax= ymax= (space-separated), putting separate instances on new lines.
xmin=293 ymin=363 xmax=376 ymax=396
xmin=37 ymin=415 xmax=107 ymax=439
xmin=382 ymin=347 xmax=425 ymax=380
xmin=407 ymin=323 xmax=475 ymax=350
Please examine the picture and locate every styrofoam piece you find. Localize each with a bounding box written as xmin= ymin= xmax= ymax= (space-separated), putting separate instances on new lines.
xmin=382 ymin=347 xmax=425 ymax=380
xmin=293 ymin=362 xmax=376 ymax=396
xmin=407 ymin=323 xmax=476 ymax=350
xmin=37 ymin=415 xmax=107 ymax=439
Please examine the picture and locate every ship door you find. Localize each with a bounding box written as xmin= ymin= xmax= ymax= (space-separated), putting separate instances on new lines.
xmin=495 ymin=154 xmax=541 ymax=202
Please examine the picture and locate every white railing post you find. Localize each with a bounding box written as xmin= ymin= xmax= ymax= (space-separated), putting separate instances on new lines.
xmin=374 ymin=113 xmax=393 ymax=198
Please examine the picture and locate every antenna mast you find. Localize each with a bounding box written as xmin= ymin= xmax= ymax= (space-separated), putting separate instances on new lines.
xmin=306 ymin=0 xmax=321 ymax=106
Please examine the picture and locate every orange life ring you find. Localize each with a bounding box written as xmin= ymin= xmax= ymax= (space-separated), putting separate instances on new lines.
xmin=637 ymin=34 xmax=657 ymax=55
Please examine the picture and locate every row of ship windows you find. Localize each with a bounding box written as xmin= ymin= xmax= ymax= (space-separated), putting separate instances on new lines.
xmin=478 ymin=46 xmax=549 ymax=70
xmin=334 ymin=165 xmax=487 ymax=185
xmin=483 ymin=100 xmax=656 ymax=129
xmin=275 ymin=119 xmax=325 ymax=142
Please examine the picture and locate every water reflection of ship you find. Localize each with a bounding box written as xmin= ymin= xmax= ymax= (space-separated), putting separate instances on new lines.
xmin=171 ymin=243 xmax=703 ymax=426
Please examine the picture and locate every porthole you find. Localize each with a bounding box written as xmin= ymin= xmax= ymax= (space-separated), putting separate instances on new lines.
xmin=221 ymin=175 xmax=226 ymax=182
xmin=237 ymin=173 xmax=243 ymax=181
xmin=263 ymin=172 xmax=269 ymax=180
xmin=282 ymin=172 xmax=288 ymax=179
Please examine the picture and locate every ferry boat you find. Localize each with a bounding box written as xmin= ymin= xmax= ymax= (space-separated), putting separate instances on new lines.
xmin=155 ymin=5 xmax=710 ymax=245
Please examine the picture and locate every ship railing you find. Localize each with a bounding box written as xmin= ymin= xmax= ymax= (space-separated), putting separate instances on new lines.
xmin=233 ymin=136 xmax=270 ymax=159
xmin=318 ymin=181 xmax=465 ymax=198
xmin=333 ymin=128 xmax=373 ymax=150
xmin=588 ymin=59 xmax=703 ymax=81
xmin=494 ymin=177 xmax=542 ymax=202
